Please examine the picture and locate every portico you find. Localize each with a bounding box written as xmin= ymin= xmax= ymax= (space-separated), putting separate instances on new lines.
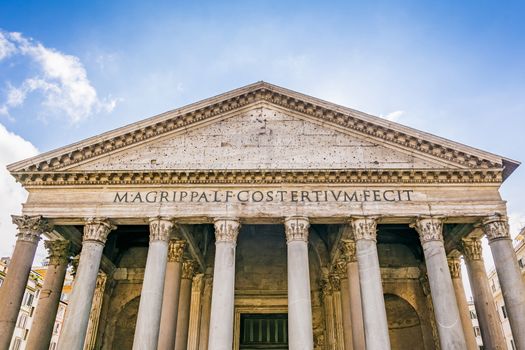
xmin=2 ymin=82 xmax=524 ymax=349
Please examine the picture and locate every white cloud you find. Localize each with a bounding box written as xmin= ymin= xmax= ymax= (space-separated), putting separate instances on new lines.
xmin=0 ymin=123 xmax=40 ymax=259
xmin=382 ymin=110 xmax=405 ymax=122
xmin=0 ymin=30 xmax=117 ymax=123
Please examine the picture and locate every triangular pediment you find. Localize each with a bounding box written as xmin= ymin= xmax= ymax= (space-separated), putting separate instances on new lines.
xmin=8 ymin=82 xmax=518 ymax=186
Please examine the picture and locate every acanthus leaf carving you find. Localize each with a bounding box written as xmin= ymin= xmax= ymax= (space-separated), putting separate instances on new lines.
xmin=167 ymin=240 xmax=186 ymax=262
xmin=44 ymin=240 xmax=71 ymax=266
xmin=83 ymin=218 xmax=116 ymax=244
xmin=148 ymin=217 xmax=174 ymax=242
xmin=462 ymin=238 xmax=483 ymax=261
xmin=284 ymin=217 xmax=310 ymax=243
xmin=11 ymin=215 xmax=51 ymax=243
xmin=350 ymin=217 xmax=378 ymax=242
xmin=214 ymin=218 xmax=240 ymax=243
xmin=411 ymin=216 xmax=443 ymax=244
xmin=481 ymin=214 xmax=510 ymax=242
xmin=447 ymin=257 xmax=461 ymax=279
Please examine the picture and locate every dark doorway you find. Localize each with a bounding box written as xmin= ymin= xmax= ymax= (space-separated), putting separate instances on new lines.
xmin=239 ymin=313 xmax=288 ymax=349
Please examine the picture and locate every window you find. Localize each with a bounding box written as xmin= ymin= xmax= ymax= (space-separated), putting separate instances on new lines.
xmin=240 ymin=314 xmax=288 ymax=349
xmin=491 ymin=280 xmax=497 ymax=293
xmin=16 ymin=314 xmax=27 ymax=329
xmin=501 ymin=305 xmax=508 ymax=319
xmin=469 ymin=311 xmax=477 ymax=319
xmin=511 ymin=339 xmax=516 ymax=350
xmin=22 ymin=292 xmax=34 ymax=307
xmin=49 ymin=342 xmax=57 ymax=350
xmin=11 ymin=337 xmax=22 ymax=350
xmin=53 ymin=322 xmax=60 ymax=334
xmin=519 ymin=258 xmax=525 ymax=269
xmin=474 ymin=326 xmax=481 ymax=336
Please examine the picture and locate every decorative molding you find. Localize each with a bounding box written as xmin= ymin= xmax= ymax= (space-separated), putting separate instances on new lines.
xmin=462 ymin=238 xmax=483 ymax=261
xmin=350 ymin=217 xmax=377 ymax=242
xmin=213 ymin=218 xmax=240 ymax=243
xmin=320 ymin=277 xmax=333 ymax=297
xmin=284 ymin=216 xmax=310 ymax=243
xmin=182 ymin=260 xmax=197 ymax=279
xmin=12 ymin=215 xmax=51 ymax=243
xmin=411 ymin=216 xmax=443 ymax=244
xmin=10 ymin=168 xmax=503 ymax=187
xmin=44 ymin=240 xmax=71 ymax=266
xmin=340 ymin=239 xmax=357 ymax=263
xmin=83 ymin=218 xmax=116 ymax=244
xmin=148 ymin=217 xmax=173 ymax=242
xmin=9 ymin=84 xmax=503 ymax=174
xmin=481 ymin=214 xmax=510 ymax=242
xmin=333 ymin=258 xmax=348 ymax=278
xmin=329 ymin=273 xmax=341 ymax=291
xmin=447 ymin=257 xmax=461 ymax=279
xmin=167 ymin=240 xmax=186 ymax=262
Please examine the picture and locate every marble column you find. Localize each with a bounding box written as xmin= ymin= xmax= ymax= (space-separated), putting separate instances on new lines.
xmin=412 ymin=217 xmax=467 ymax=349
xmin=447 ymin=257 xmax=479 ymax=350
xmin=321 ymin=277 xmax=336 ymax=348
xmin=483 ymin=215 xmax=525 ymax=350
xmin=341 ymin=239 xmax=365 ymax=350
xmin=198 ymin=274 xmax=213 ymax=350
xmin=208 ymin=218 xmax=240 ymax=350
xmin=462 ymin=238 xmax=506 ymax=349
xmin=158 ymin=239 xmax=186 ymax=350
xmin=352 ymin=216 xmax=390 ymax=350
xmin=59 ymin=218 xmax=115 ymax=350
xmin=0 ymin=215 xmax=50 ymax=349
xmin=25 ymin=240 xmax=70 ymax=350
xmin=175 ymin=260 xmax=196 ymax=350
xmin=132 ymin=217 xmax=173 ymax=350
xmin=285 ymin=216 xmax=314 ymax=350
xmin=335 ymin=259 xmax=353 ymax=350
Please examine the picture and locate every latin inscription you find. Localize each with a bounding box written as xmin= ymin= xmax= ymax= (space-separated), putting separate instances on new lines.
xmin=113 ymin=189 xmax=414 ymax=204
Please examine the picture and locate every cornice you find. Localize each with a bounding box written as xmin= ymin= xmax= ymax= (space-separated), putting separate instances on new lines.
xmin=10 ymin=168 xmax=502 ymax=187
xmin=7 ymin=82 xmax=515 ymax=178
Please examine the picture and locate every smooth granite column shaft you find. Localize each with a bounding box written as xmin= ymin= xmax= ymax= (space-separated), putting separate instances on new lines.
xmin=462 ymin=239 xmax=506 ymax=349
xmin=26 ymin=240 xmax=71 ymax=350
xmin=413 ymin=217 xmax=467 ymax=349
xmin=59 ymin=218 xmax=115 ymax=350
xmin=352 ymin=217 xmax=390 ymax=350
xmin=285 ymin=217 xmax=314 ymax=350
xmin=158 ymin=240 xmax=186 ymax=350
xmin=132 ymin=217 xmax=173 ymax=350
xmin=0 ymin=215 xmax=49 ymax=350
xmin=341 ymin=239 xmax=365 ymax=350
xmin=208 ymin=218 xmax=240 ymax=350
xmin=447 ymin=257 xmax=479 ymax=350
xmin=483 ymin=215 xmax=525 ymax=350
xmin=174 ymin=260 xmax=196 ymax=350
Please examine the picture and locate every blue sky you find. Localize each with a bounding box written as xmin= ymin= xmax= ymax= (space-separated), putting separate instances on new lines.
xmin=0 ymin=1 xmax=524 ymax=272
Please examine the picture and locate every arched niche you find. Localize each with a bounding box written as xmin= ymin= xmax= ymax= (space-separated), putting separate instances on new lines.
xmin=384 ymin=293 xmax=425 ymax=350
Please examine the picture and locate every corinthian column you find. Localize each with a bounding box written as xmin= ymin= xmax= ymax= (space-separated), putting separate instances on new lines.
xmin=412 ymin=217 xmax=466 ymax=349
xmin=26 ymin=240 xmax=71 ymax=350
xmin=208 ymin=218 xmax=240 ymax=350
xmin=175 ymin=260 xmax=197 ymax=350
xmin=483 ymin=215 xmax=525 ymax=350
xmin=0 ymin=215 xmax=50 ymax=349
xmin=132 ymin=217 xmax=173 ymax=350
xmin=447 ymin=257 xmax=478 ymax=350
xmin=352 ymin=216 xmax=390 ymax=350
xmin=59 ymin=218 xmax=115 ymax=350
xmin=285 ymin=216 xmax=314 ymax=350
xmin=158 ymin=239 xmax=186 ymax=350
xmin=462 ymin=238 xmax=506 ymax=349
xmin=333 ymin=261 xmax=350 ymax=350
xmin=341 ymin=239 xmax=365 ymax=350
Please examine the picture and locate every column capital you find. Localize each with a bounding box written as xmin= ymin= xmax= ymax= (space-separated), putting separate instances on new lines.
xmin=481 ymin=214 xmax=510 ymax=242
xmin=333 ymin=258 xmax=348 ymax=279
xmin=462 ymin=238 xmax=483 ymax=261
xmin=12 ymin=215 xmax=51 ymax=243
xmin=167 ymin=240 xmax=186 ymax=262
xmin=284 ymin=216 xmax=310 ymax=243
xmin=44 ymin=240 xmax=71 ymax=266
xmin=84 ymin=218 xmax=116 ymax=244
xmin=411 ymin=216 xmax=444 ymax=243
xmin=213 ymin=218 xmax=240 ymax=243
xmin=340 ymin=239 xmax=357 ymax=262
xmin=447 ymin=257 xmax=462 ymax=279
xmin=149 ymin=217 xmax=174 ymax=242
xmin=320 ymin=277 xmax=333 ymax=297
xmin=181 ymin=260 xmax=197 ymax=279
xmin=329 ymin=273 xmax=341 ymax=291
xmin=350 ymin=216 xmax=378 ymax=242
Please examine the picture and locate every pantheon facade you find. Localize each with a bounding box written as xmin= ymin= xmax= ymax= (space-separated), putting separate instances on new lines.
xmin=0 ymin=82 xmax=524 ymax=350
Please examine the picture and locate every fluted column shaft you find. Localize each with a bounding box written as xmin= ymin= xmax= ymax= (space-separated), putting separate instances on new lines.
xmin=132 ymin=217 xmax=173 ymax=350
xmin=158 ymin=240 xmax=186 ymax=350
xmin=341 ymin=239 xmax=365 ymax=350
xmin=208 ymin=218 xmax=240 ymax=350
xmin=352 ymin=217 xmax=390 ymax=350
xmin=330 ymin=274 xmax=345 ymax=350
xmin=321 ymin=278 xmax=336 ymax=348
xmin=413 ymin=217 xmax=466 ymax=349
xmin=0 ymin=216 xmax=50 ymax=350
xmin=26 ymin=240 xmax=71 ymax=350
xmin=175 ymin=260 xmax=196 ymax=350
xmin=447 ymin=257 xmax=479 ymax=350
xmin=59 ymin=218 xmax=115 ymax=350
xmin=483 ymin=215 xmax=525 ymax=350
xmin=462 ymin=238 xmax=506 ymax=349
xmin=335 ymin=259 xmax=353 ymax=350
xmin=285 ymin=216 xmax=314 ymax=350
xmin=198 ymin=275 xmax=213 ymax=350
